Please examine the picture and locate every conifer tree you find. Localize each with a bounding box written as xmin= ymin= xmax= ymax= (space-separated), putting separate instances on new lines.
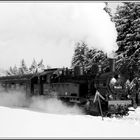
xmin=38 ymin=59 xmax=45 ymax=72
xmin=6 ymin=70 xmax=12 ymax=76
xmin=71 ymin=41 xmax=89 ymax=69
xmin=113 ymin=2 xmax=140 ymax=76
xmin=104 ymin=2 xmax=113 ymax=21
xmin=20 ymin=59 xmax=29 ymax=74
xmin=18 ymin=67 xmax=24 ymax=75
xmin=29 ymin=59 xmax=38 ymax=73
xmin=9 ymin=66 xmax=14 ymax=75
xmin=6 ymin=66 xmax=17 ymax=76
xmin=71 ymin=41 xmax=108 ymax=72
xmin=12 ymin=65 xmax=18 ymax=75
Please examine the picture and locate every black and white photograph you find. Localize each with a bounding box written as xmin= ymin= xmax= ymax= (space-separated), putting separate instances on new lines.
xmin=0 ymin=1 xmax=139 ymax=138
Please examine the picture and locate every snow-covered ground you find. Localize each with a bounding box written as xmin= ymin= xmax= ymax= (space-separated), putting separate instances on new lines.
xmin=0 ymin=91 xmax=140 ymax=138
xmin=0 ymin=105 xmax=140 ymax=138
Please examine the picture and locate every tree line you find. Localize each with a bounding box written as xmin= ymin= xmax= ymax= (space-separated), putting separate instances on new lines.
xmin=71 ymin=41 xmax=109 ymax=73
xmin=6 ymin=59 xmax=47 ymax=76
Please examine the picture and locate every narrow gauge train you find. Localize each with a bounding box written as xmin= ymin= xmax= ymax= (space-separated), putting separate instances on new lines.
xmin=0 ymin=58 xmax=138 ymax=116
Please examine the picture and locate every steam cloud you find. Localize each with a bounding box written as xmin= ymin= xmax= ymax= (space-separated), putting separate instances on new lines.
xmin=30 ymin=96 xmax=84 ymax=115
xmin=0 ymin=2 xmax=118 ymax=69
xmin=0 ymin=88 xmax=28 ymax=107
xmin=40 ymin=3 xmax=118 ymax=54
xmin=0 ymin=88 xmax=84 ymax=115
xmin=35 ymin=3 xmax=118 ymax=57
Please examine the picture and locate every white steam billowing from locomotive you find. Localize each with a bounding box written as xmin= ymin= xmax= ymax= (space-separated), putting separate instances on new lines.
xmin=0 ymin=88 xmax=84 ymax=115
xmin=0 ymin=2 xmax=117 ymax=69
xmin=36 ymin=2 xmax=118 ymax=58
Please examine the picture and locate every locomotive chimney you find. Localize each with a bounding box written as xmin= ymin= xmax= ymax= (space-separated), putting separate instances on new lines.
xmin=109 ymin=58 xmax=115 ymax=72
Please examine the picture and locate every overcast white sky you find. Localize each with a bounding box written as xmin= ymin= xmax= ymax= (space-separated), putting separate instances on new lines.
xmin=0 ymin=2 xmax=120 ymax=70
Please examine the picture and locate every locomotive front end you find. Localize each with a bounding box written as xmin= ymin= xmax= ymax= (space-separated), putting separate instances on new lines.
xmin=94 ymin=58 xmax=132 ymax=116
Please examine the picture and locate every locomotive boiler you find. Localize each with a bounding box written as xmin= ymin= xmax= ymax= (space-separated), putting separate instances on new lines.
xmin=0 ymin=58 xmax=137 ymax=117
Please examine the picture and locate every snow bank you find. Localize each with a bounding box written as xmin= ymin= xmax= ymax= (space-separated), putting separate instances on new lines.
xmin=0 ymin=106 xmax=140 ymax=138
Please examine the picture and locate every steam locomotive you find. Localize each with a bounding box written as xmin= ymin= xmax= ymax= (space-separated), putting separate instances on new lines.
xmin=0 ymin=58 xmax=139 ymax=116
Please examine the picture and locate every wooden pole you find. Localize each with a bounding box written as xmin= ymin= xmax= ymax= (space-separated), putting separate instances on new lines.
xmin=98 ymin=95 xmax=104 ymax=120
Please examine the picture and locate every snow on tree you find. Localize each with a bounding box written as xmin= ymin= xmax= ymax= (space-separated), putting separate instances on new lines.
xmin=85 ymin=49 xmax=106 ymax=70
xmin=18 ymin=67 xmax=24 ymax=75
xmin=12 ymin=65 xmax=18 ymax=75
xmin=6 ymin=66 xmax=16 ymax=76
xmin=37 ymin=59 xmax=45 ymax=72
xmin=29 ymin=59 xmax=38 ymax=73
xmin=8 ymin=66 xmax=15 ymax=75
xmin=71 ymin=41 xmax=89 ymax=70
xmin=104 ymin=2 xmax=113 ymax=21
xmin=29 ymin=59 xmax=45 ymax=73
xmin=71 ymin=41 xmax=108 ymax=72
xmin=5 ymin=58 xmax=46 ymax=76
xmin=6 ymin=60 xmax=29 ymax=76
xmin=6 ymin=70 xmax=12 ymax=76
xmin=113 ymin=2 xmax=140 ymax=78
xmin=19 ymin=59 xmax=29 ymax=75
xmin=46 ymin=65 xmax=52 ymax=69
